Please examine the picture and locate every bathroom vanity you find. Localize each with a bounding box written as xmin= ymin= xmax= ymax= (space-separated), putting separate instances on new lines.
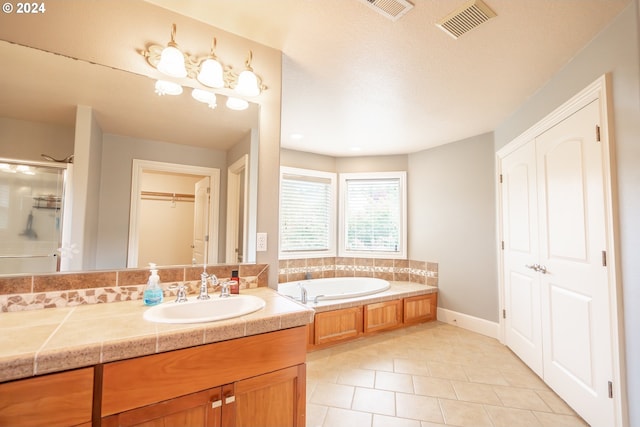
xmin=0 ymin=287 xmax=314 ymax=427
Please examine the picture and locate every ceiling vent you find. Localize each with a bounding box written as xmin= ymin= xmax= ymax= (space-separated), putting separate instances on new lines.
xmin=357 ymin=0 xmax=414 ymax=21
xmin=436 ymin=0 xmax=496 ymax=39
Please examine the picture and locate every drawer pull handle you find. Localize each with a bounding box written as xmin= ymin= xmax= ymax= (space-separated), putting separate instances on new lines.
xmin=225 ymin=395 xmax=236 ymax=404
xmin=211 ymin=400 xmax=222 ymax=409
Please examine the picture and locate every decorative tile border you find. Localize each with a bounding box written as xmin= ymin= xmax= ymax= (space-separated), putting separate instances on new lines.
xmin=277 ymin=257 xmax=438 ymax=286
xmin=0 ymin=264 xmax=268 ymax=312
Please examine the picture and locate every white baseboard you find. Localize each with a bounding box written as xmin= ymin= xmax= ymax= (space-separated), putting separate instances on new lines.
xmin=437 ymin=307 xmax=500 ymax=340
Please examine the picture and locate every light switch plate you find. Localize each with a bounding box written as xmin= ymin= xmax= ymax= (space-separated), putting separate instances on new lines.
xmin=256 ymin=232 xmax=267 ymax=251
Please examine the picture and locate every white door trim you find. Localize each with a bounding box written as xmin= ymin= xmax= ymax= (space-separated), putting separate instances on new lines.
xmin=496 ymin=74 xmax=627 ymax=426
xmin=127 ymin=159 xmax=220 ymax=268
xmin=225 ymin=154 xmax=249 ymax=263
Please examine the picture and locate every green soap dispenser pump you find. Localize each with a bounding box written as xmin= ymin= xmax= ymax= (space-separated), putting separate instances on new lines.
xmin=143 ymin=263 xmax=164 ymax=306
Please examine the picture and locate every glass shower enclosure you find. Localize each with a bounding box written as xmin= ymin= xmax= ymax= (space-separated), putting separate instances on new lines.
xmin=0 ymin=158 xmax=68 ymax=275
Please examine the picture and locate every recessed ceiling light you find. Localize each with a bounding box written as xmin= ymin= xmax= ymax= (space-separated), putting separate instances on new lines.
xmin=290 ymin=133 xmax=304 ymax=140
xmin=350 ymin=147 xmax=362 ymax=152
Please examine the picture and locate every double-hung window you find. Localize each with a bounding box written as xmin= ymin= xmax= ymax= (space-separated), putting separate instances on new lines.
xmin=279 ymin=167 xmax=336 ymax=258
xmin=338 ymin=171 xmax=407 ymax=259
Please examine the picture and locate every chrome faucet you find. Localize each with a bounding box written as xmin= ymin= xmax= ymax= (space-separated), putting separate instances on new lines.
xmin=314 ymin=294 xmax=325 ymax=304
xmin=198 ymin=272 xmax=218 ymax=300
xmin=298 ymin=283 xmax=308 ymax=304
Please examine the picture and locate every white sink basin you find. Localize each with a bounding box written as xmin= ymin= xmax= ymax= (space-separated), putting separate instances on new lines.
xmin=143 ymin=295 xmax=266 ymax=324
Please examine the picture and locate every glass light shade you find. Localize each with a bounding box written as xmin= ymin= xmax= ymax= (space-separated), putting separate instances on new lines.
xmin=192 ymin=89 xmax=217 ymax=109
xmin=226 ymin=97 xmax=249 ymax=111
xmin=197 ymin=58 xmax=224 ymax=88
xmin=154 ymin=80 xmax=183 ymax=96
xmin=157 ymin=45 xmax=187 ymax=78
xmin=235 ymin=70 xmax=260 ymax=97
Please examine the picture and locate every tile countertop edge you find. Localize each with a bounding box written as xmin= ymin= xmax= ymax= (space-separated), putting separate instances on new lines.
xmin=0 ymin=287 xmax=314 ymax=383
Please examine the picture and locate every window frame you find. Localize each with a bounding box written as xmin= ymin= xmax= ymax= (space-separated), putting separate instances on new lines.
xmin=338 ymin=171 xmax=407 ymax=259
xmin=278 ymin=166 xmax=337 ymax=259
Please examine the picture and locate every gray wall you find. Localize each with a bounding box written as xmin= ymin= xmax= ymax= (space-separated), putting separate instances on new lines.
xmin=96 ymin=134 xmax=227 ymax=270
xmin=408 ymin=133 xmax=497 ymax=321
xmin=494 ymin=3 xmax=640 ymax=425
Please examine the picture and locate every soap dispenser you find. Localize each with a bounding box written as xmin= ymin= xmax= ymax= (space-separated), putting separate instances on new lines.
xmin=143 ymin=263 xmax=164 ymax=306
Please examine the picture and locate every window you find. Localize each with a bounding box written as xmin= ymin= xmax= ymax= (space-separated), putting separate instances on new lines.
xmin=279 ymin=167 xmax=336 ymax=258
xmin=339 ymin=172 xmax=407 ymax=259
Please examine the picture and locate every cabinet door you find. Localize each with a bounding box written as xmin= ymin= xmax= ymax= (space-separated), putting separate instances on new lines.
xmin=227 ymin=365 xmax=306 ymax=427
xmin=314 ymin=306 xmax=363 ymax=345
xmin=101 ymin=388 xmax=222 ymax=427
xmin=364 ymin=300 xmax=402 ymax=333
xmin=0 ymin=368 xmax=93 ymax=427
xmin=403 ymin=294 xmax=437 ymax=324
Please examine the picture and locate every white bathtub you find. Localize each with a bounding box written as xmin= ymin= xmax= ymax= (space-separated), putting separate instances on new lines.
xmin=278 ymin=277 xmax=390 ymax=303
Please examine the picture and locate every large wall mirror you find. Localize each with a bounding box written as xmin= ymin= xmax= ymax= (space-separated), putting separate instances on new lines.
xmin=0 ymin=40 xmax=260 ymax=275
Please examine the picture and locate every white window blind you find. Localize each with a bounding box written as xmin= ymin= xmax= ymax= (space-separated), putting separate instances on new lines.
xmin=339 ymin=172 xmax=406 ymax=258
xmin=279 ymin=167 xmax=336 ymax=257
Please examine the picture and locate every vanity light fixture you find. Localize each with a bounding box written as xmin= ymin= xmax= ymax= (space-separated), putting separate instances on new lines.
xmin=191 ymin=88 xmax=218 ymax=109
xmin=143 ymin=25 xmax=267 ymax=109
xmin=156 ymin=24 xmax=188 ymax=78
xmin=226 ymin=97 xmax=249 ymax=111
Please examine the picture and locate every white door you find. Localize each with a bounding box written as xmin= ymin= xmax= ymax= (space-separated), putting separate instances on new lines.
xmin=536 ymin=100 xmax=613 ymax=426
xmin=192 ymin=177 xmax=210 ymax=265
xmin=501 ymin=140 xmax=543 ymax=376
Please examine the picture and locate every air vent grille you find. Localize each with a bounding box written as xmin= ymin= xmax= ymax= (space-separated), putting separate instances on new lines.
xmin=436 ymin=0 xmax=496 ymax=39
xmin=358 ymin=0 xmax=414 ymax=21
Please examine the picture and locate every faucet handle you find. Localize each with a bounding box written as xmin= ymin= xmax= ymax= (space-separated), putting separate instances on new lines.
xmin=170 ymin=284 xmax=189 ymax=303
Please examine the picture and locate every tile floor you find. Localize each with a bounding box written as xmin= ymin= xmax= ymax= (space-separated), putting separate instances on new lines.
xmin=306 ymin=322 xmax=589 ymax=427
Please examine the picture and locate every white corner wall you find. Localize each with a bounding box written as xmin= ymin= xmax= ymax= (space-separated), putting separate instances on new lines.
xmin=408 ymin=132 xmax=498 ymax=322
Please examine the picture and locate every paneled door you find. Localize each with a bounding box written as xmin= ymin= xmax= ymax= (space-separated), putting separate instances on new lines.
xmin=536 ymin=99 xmax=614 ymax=426
xmin=501 ymin=140 xmax=543 ymax=376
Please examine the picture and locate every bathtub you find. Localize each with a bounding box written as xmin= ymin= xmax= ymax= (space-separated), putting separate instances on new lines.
xmin=278 ymin=277 xmax=390 ymax=303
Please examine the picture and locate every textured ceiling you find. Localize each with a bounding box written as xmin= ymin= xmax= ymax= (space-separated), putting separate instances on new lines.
xmin=146 ymin=0 xmax=630 ymax=156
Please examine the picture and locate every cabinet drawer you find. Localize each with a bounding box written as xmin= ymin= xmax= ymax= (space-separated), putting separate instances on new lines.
xmin=403 ymin=294 xmax=437 ymax=324
xmin=314 ymin=307 xmax=363 ymax=345
xmin=0 ymin=368 xmax=94 ymax=427
xmin=364 ymin=300 xmax=402 ymax=333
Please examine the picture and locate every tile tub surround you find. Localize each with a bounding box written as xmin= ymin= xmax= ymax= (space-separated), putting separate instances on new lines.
xmin=279 ymin=257 xmax=438 ymax=286
xmin=0 ymin=286 xmax=314 ymax=383
xmin=0 ymin=263 xmax=269 ymax=312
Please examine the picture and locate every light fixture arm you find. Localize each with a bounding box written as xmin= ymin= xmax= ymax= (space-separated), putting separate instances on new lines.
xmin=168 ymin=23 xmax=179 ymax=48
xmin=245 ymin=50 xmax=254 ymax=71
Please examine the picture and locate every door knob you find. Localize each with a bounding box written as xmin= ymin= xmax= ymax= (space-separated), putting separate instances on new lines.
xmin=525 ymin=264 xmax=540 ymax=271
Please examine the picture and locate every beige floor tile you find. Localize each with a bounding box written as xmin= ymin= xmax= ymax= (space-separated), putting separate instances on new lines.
xmin=419 ymin=422 xmax=447 ymax=427
xmin=323 ymin=407 xmax=372 ymax=427
xmin=500 ymin=367 xmax=548 ymax=389
xmin=451 ymin=381 xmax=502 ymax=405
xmin=360 ymin=356 xmax=395 ymax=372
xmin=352 ymin=387 xmax=396 ymax=416
xmin=463 ymin=365 xmax=510 ymax=386
xmin=439 ymin=399 xmax=493 ymax=427
xmin=533 ymin=411 xmax=590 ymax=427
xmin=337 ymin=367 xmax=376 ymax=388
xmin=306 ymin=403 xmax=328 ymax=427
xmin=427 ymin=361 xmax=469 ymax=381
xmin=535 ymin=389 xmax=577 ymax=415
xmin=309 ymin=382 xmax=354 ymax=409
xmin=484 ymin=405 xmax=543 ymax=427
xmin=373 ymin=414 xmax=422 ymax=427
xmin=376 ymin=371 xmax=414 ymax=393
xmin=395 ymin=393 xmax=444 ymax=424
xmin=394 ymin=358 xmax=430 ymax=376
xmin=494 ymin=386 xmax=552 ymax=411
xmin=412 ymin=376 xmax=457 ymax=399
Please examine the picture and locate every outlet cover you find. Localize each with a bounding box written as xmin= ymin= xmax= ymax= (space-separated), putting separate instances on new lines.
xmin=256 ymin=232 xmax=267 ymax=252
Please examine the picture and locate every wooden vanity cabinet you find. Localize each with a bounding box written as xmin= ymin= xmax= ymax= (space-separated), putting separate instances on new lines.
xmin=364 ymin=299 xmax=403 ymax=333
xmin=0 ymin=367 xmax=94 ymax=427
xmin=313 ymin=306 xmax=363 ymax=346
xmin=100 ymin=327 xmax=307 ymax=427
xmin=403 ymin=293 xmax=437 ymax=324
